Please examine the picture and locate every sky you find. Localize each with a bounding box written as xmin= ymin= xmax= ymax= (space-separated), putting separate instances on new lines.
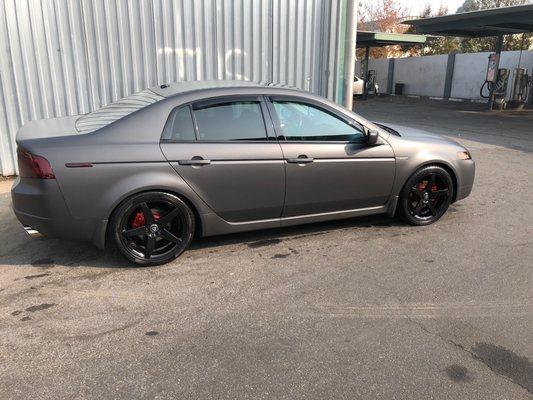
xmin=397 ymin=0 xmax=465 ymax=16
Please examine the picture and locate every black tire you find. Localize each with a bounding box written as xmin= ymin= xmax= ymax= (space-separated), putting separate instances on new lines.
xmin=398 ymin=165 xmax=454 ymax=226
xmin=110 ymin=192 xmax=195 ymax=266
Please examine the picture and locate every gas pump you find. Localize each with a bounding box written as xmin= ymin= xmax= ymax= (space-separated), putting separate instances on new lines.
xmin=480 ymin=53 xmax=510 ymax=110
xmin=508 ymin=68 xmax=531 ymax=109
xmin=366 ymin=70 xmax=379 ymax=96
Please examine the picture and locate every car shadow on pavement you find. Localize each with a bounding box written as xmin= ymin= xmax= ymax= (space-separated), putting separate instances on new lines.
xmin=191 ymin=214 xmax=402 ymax=251
xmin=0 ymin=213 xmax=405 ymax=269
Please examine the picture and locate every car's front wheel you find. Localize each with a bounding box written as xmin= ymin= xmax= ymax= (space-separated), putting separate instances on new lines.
xmin=398 ymin=165 xmax=454 ymax=226
xmin=110 ymin=192 xmax=195 ymax=266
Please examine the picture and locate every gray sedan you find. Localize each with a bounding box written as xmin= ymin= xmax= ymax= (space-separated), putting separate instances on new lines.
xmin=12 ymin=81 xmax=475 ymax=266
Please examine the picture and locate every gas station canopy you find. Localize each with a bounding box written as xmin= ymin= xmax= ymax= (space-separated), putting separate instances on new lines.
xmin=403 ymin=5 xmax=533 ymax=110
xmin=403 ymin=4 xmax=533 ymax=37
xmin=356 ymin=31 xmax=428 ymax=99
xmin=356 ymin=31 xmax=427 ymax=48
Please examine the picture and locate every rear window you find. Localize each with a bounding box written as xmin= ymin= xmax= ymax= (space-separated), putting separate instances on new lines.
xmin=76 ymin=89 xmax=164 ymax=134
xmin=193 ymin=101 xmax=267 ymax=141
xmin=161 ymin=106 xmax=196 ymax=141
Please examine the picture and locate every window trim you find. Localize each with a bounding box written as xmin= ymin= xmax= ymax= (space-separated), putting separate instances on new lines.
xmin=160 ymin=96 xmax=276 ymax=143
xmin=266 ymin=95 xmax=367 ymax=144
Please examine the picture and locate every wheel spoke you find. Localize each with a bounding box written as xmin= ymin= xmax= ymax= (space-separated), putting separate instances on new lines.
xmin=428 ymin=202 xmax=437 ymax=216
xmin=140 ymin=202 xmax=154 ymax=225
xmin=144 ymin=236 xmax=155 ymax=258
xmin=158 ymin=207 xmax=180 ymax=225
xmin=160 ymin=229 xmax=182 ymax=244
xmin=432 ymin=189 xmax=449 ymax=198
xmin=411 ymin=187 xmax=423 ymax=198
xmin=426 ymin=174 xmax=436 ymax=191
xmin=122 ymin=226 xmax=147 ymax=238
xmin=412 ymin=200 xmax=425 ymax=215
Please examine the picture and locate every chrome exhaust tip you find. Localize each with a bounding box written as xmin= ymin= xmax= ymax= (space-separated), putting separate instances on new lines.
xmin=23 ymin=226 xmax=43 ymax=238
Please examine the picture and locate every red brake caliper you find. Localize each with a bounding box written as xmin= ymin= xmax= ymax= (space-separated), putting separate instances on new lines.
xmin=131 ymin=209 xmax=161 ymax=229
xmin=419 ymin=182 xmax=438 ymax=202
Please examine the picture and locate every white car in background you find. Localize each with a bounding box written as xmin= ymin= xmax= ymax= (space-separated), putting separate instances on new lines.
xmin=353 ymin=75 xmax=379 ymax=96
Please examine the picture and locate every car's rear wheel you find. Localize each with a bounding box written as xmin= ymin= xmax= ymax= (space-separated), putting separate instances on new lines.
xmin=110 ymin=192 xmax=195 ymax=266
xmin=398 ymin=165 xmax=454 ymax=226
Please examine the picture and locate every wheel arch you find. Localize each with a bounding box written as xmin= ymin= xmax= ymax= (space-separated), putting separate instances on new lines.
xmin=98 ymin=186 xmax=206 ymax=250
xmin=417 ymin=161 xmax=458 ymax=203
xmin=396 ymin=160 xmax=459 ymax=209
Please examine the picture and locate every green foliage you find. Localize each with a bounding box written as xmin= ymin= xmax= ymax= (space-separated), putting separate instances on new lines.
xmin=456 ymin=0 xmax=528 ymax=12
xmin=359 ymin=0 xmax=533 ymax=58
xmin=402 ymin=4 xmax=461 ymax=55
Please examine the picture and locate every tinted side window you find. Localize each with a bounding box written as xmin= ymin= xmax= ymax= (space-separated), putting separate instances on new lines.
xmin=161 ymin=106 xmax=196 ymax=141
xmin=193 ymin=101 xmax=267 ymax=141
xmin=272 ymin=101 xmax=365 ymax=142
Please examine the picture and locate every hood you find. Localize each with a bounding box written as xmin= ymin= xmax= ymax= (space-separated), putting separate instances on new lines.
xmin=16 ymin=116 xmax=80 ymax=143
xmin=375 ymin=122 xmax=461 ymax=146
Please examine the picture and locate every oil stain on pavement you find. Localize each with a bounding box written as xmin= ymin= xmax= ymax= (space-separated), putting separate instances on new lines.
xmin=445 ymin=364 xmax=474 ymax=383
xmin=471 ymin=343 xmax=532 ymax=393
xmin=24 ymin=272 xmax=50 ymax=279
xmin=248 ymin=238 xmax=282 ymax=248
xmin=25 ymin=303 xmax=56 ymax=312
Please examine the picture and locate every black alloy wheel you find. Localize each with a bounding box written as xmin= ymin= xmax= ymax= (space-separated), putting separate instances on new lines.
xmin=399 ymin=165 xmax=454 ymax=226
xmin=111 ymin=192 xmax=195 ymax=266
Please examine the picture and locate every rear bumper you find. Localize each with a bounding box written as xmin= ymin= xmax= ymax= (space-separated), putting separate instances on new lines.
xmin=11 ymin=177 xmax=69 ymax=237
xmin=11 ymin=177 xmax=99 ymax=244
xmin=23 ymin=226 xmax=43 ymax=238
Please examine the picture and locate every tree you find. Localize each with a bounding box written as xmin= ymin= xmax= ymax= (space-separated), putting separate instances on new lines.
xmin=456 ymin=0 xmax=533 ymax=52
xmin=356 ymin=0 xmax=410 ymax=59
xmin=403 ymin=4 xmax=461 ymax=56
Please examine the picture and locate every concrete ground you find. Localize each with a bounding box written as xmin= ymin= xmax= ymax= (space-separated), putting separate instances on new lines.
xmin=0 ymin=97 xmax=531 ymax=399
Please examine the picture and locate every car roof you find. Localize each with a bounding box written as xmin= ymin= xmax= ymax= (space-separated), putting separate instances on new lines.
xmin=149 ymin=80 xmax=299 ymax=98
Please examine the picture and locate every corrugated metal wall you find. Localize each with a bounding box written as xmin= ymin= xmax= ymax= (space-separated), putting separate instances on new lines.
xmin=0 ymin=0 xmax=353 ymax=176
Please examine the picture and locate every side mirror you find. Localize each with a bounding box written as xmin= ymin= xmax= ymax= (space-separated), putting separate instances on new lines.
xmin=366 ymin=129 xmax=379 ymax=146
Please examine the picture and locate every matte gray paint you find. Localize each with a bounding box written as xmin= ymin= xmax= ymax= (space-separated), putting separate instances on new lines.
xmin=11 ymin=82 xmax=475 ymax=250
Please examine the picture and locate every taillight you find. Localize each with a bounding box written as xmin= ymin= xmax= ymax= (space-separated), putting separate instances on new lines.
xmin=17 ymin=148 xmax=55 ymax=179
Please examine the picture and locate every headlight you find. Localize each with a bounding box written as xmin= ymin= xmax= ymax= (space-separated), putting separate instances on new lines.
xmin=458 ymin=150 xmax=472 ymax=160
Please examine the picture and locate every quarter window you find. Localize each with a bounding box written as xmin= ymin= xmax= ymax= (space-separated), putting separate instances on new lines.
xmin=193 ymin=101 xmax=267 ymax=141
xmin=272 ymin=101 xmax=365 ymax=142
xmin=161 ymin=106 xmax=196 ymax=141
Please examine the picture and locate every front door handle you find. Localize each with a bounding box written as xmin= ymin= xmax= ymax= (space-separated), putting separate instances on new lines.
xmin=178 ymin=156 xmax=211 ymax=166
xmin=287 ymin=155 xmax=314 ymax=164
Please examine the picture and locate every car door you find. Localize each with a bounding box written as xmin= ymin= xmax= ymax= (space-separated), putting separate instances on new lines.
xmin=160 ymin=97 xmax=285 ymax=222
xmin=266 ymin=97 xmax=395 ymax=217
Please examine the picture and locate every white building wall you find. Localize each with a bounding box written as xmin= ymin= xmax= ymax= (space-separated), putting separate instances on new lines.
xmin=451 ymin=50 xmax=533 ymax=99
xmin=356 ymin=50 xmax=533 ymax=100
xmin=393 ymin=55 xmax=448 ymax=97
xmin=450 ymin=52 xmax=491 ymax=99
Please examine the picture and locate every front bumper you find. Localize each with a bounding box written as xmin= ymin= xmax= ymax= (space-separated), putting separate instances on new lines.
xmin=455 ymin=159 xmax=475 ymax=202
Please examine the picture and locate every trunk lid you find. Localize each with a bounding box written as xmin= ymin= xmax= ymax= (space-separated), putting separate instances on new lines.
xmin=16 ymin=116 xmax=79 ymax=144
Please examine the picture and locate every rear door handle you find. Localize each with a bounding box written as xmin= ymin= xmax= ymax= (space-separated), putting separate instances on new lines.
xmin=178 ymin=157 xmax=211 ymax=166
xmin=287 ymin=155 xmax=314 ymax=164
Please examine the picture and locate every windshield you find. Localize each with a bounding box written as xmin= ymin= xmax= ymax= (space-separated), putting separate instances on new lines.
xmin=76 ymin=89 xmax=164 ymax=134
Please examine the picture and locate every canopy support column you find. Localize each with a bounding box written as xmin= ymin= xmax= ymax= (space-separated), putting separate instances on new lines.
xmin=489 ymin=34 xmax=504 ymax=110
xmin=362 ymin=45 xmax=370 ymax=100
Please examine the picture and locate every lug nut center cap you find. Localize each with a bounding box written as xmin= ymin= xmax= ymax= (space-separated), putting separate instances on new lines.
xmin=149 ymin=224 xmax=159 ymax=233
